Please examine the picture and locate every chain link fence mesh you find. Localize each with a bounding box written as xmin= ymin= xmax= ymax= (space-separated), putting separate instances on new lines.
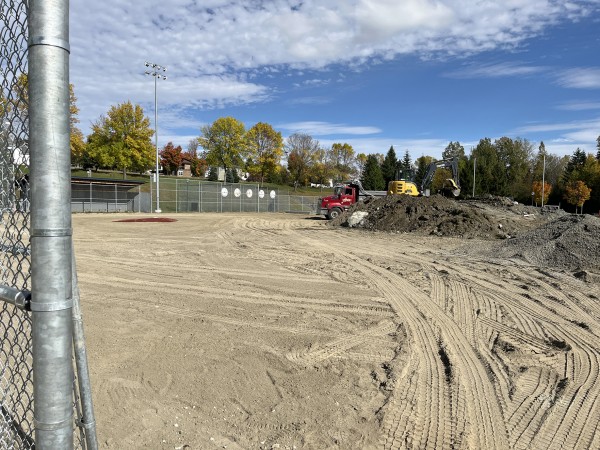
xmin=73 ymin=178 xmax=321 ymax=214
xmin=2 ymin=1 xmax=95 ymax=448
xmin=1 ymin=0 xmax=34 ymax=448
xmin=159 ymin=180 xmax=319 ymax=214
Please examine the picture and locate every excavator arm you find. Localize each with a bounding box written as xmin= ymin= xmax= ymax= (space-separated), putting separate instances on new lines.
xmin=420 ymin=158 xmax=461 ymax=197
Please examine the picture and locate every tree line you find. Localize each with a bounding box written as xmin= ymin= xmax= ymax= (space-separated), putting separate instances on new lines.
xmin=4 ymin=78 xmax=597 ymax=213
xmin=75 ymin=99 xmax=600 ymax=214
xmin=361 ymin=139 xmax=599 ymax=214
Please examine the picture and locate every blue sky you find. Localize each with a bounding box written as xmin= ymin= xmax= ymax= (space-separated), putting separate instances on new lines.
xmin=70 ymin=0 xmax=600 ymax=161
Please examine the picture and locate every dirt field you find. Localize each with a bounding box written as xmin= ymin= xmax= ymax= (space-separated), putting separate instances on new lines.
xmin=73 ymin=212 xmax=600 ymax=450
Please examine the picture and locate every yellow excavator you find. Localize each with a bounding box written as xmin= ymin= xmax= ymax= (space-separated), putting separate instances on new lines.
xmin=387 ymin=158 xmax=461 ymax=197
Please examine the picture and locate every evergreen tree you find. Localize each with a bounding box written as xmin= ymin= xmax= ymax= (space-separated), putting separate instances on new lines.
xmin=401 ymin=150 xmax=412 ymax=171
xmin=226 ymin=168 xmax=240 ymax=183
xmin=361 ymin=155 xmax=385 ymax=190
xmin=380 ymin=146 xmax=398 ymax=187
xmin=415 ymin=155 xmax=434 ymax=188
xmin=207 ymin=166 xmax=219 ymax=181
xmin=564 ymin=148 xmax=587 ymax=181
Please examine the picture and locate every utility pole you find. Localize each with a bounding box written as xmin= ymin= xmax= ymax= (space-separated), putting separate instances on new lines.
xmin=541 ymin=153 xmax=546 ymax=208
xmin=472 ymin=157 xmax=476 ymax=198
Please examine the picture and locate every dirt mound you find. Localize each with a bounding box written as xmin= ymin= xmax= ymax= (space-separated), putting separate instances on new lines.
xmin=490 ymin=214 xmax=600 ymax=274
xmin=332 ymin=195 xmax=533 ymax=239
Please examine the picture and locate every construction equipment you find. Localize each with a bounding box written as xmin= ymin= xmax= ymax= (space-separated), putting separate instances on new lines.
xmin=387 ymin=168 xmax=420 ymax=197
xmin=421 ymin=158 xmax=461 ymax=197
xmin=316 ymin=179 xmax=386 ymax=219
xmin=387 ymin=159 xmax=460 ymax=197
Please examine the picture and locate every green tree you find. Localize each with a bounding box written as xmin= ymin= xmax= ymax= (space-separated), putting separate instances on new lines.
xmin=207 ymin=166 xmax=219 ymax=181
xmin=442 ymin=141 xmax=465 ymax=160
xmin=380 ymin=146 xmax=398 ymax=187
xmin=86 ymin=101 xmax=154 ymax=173
xmin=361 ymin=154 xmax=385 ymax=190
xmin=286 ymin=133 xmax=319 ymax=189
xmin=328 ymin=142 xmax=356 ymax=182
xmin=564 ymin=148 xmax=587 ymax=181
xmin=309 ymin=147 xmax=333 ymax=188
xmin=355 ymin=153 xmax=368 ymax=178
xmin=415 ymin=155 xmax=434 ymax=188
xmin=495 ymin=137 xmax=534 ymax=200
xmin=400 ymin=150 xmax=412 ymax=171
xmin=68 ymin=85 xmax=87 ymax=166
xmin=2 ymin=73 xmax=86 ymax=165
xmin=471 ymin=138 xmax=500 ymax=196
xmin=246 ymin=122 xmax=284 ymax=183
xmin=226 ymin=168 xmax=240 ymax=183
xmin=198 ymin=117 xmax=248 ymax=176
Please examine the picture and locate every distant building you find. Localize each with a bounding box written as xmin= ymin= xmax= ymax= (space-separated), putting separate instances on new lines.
xmin=177 ymin=157 xmax=192 ymax=177
xmin=203 ymin=167 xmax=249 ymax=182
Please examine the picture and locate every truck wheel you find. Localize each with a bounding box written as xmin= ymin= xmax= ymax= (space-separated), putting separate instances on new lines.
xmin=327 ymin=207 xmax=342 ymax=220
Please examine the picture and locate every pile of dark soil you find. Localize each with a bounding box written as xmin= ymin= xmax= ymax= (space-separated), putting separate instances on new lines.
xmin=332 ymin=195 xmax=528 ymax=239
xmin=491 ymin=214 xmax=600 ymax=274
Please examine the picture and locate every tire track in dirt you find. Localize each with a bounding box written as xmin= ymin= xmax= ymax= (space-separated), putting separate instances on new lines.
xmin=299 ymin=235 xmax=508 ymax=450
xmin=375 ymin=243 xmax=600 ymax=450
xmin=439 ymin=260 xmax=600 ymax=450
xmin=79 ymin=274 xmax=392 ymax=319
xmin=286 ymin=320 xmax=397 ymax=366
xmin=76 ymin=253 xmax=341 ymax=285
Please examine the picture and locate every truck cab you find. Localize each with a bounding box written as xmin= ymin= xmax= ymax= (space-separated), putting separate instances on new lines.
xmin=317 ymin=183 xmax=359 ymax=219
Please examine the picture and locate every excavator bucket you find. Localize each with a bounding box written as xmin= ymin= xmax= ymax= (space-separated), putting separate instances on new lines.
xmin=443 ymin=179 xmax=461 ymax=197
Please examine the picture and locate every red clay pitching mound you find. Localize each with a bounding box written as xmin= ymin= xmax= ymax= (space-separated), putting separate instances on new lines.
xmin=113 ymin=217 xmax=178 ymax=223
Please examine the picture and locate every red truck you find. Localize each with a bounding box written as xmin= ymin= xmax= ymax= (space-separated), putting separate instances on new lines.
xmin=316 ymin=180 xmax=385 ymax=219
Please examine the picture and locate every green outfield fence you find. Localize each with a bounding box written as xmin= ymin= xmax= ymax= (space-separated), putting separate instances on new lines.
xmin=72 ymin=178 xmax=321 ymax=215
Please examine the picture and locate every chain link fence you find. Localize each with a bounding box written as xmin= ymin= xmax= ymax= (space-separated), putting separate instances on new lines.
xmin=71 ymin=178 xmax=321 ymax=214
xmin=159 ymin=180 xmax=319 ymax=214
xmin=1 ymin=0 xmax=34 ymax=448
xmin=2 ymin=1 xmax=96 ymax=448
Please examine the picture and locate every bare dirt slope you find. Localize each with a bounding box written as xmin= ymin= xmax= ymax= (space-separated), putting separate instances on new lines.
xmin=73 ymin=212 xmax=600 ymax=449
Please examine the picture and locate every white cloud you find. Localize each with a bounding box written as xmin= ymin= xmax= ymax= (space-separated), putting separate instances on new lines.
xmin=279 ymin=121 xmax=381 ymax=136
xmin=515 ymin=117 xmax=600 ymax=155
xmin=557 ymin=101 xmax=600 ymax=111
xmin=556 ymin=68 xmax=600 ymax=89
xmin=445 ymin=62 xmax=546 ymax=79
xmin=69 ymin=1 xmax=599 ymax=141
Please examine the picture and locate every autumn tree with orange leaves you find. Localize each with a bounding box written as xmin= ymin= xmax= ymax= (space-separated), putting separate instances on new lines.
xmin=160 ymin=142 xmax=183 ymax=175
xmin=564 ymin=180 xmax=591 ymax=214
xmin=532 ymin=180 xmax=551 ymax=206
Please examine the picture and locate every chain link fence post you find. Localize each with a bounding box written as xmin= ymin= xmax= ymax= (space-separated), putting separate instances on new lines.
xmin=28 ymin=0 xmax=74 ymax=447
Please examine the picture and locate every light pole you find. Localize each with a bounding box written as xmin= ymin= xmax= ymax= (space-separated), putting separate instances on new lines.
xmin=145 ymin=61 xmax=167 ymax=213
